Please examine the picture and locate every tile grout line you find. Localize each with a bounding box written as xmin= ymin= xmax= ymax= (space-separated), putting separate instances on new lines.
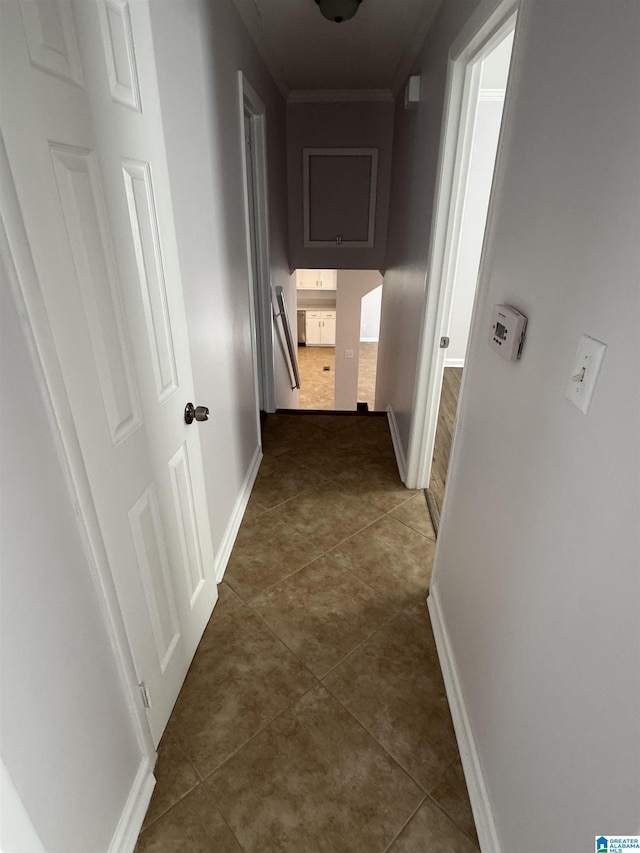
xmin=137 ymin=775 xmax=201 ymax=835
xmin=200 ymin=781 xmax=249 ymax=853
xmin=421 ymin=754 xmax=485 ymax=845
xmin=381 ymin=794 xmax=428 ymax=853
xmin=260 ymin=421 xmax=463 ymax=842
xmin=200 ymin=679 xmax=321 ymax=784
xmin=141 ymin=596 xmax=439 ymax=839
xmin=424 ymin=791 xmax=481 ymax=850
xmin=226 ymin=505 xmax=391 ymax=605
xmin=321 ymin=674 xmax=434 ymax=799
xmin=426 ymin=755 xmax=458 ymax=796
xmin=142 ymin=417 xmax=459 ymax=847
xmin=387 ymin=512 xmax=437 ymax=542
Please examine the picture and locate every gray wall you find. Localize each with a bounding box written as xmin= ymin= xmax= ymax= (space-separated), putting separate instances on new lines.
xmin=375 ymin=0 xmax=481 ymax=448
xmin=287 ymin=101 xmax=394 ymax=270
xmin=433 ymin=2 xmax=640 ymax=850
xmin=149 ymin=0 xmax=293 ymax=552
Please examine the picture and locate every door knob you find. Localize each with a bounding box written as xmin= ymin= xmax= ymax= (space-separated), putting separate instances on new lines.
xmin=184 ymin=403 xmax=209 ymax=424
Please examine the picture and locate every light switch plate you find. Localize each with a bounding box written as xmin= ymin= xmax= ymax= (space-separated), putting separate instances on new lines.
xmin=566 ymin=335 xmax=607 ymax=414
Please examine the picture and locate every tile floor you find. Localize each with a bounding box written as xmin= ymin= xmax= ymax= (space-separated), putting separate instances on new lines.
xmin=136 ymin=414 xmax=478 ymax=853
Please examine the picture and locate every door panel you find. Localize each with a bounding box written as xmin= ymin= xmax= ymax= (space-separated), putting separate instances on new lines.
xmin=128 ymin=486 xmax=181 ymax=673
xmin=19 ymin=0 xmax=84 ymax=86
xmin=168 ymin=443 xmax=207 ymax=607
xmin=121 ymin=158 xmax=179 ymax=403
xmin=49 ymin=143 xmax=142 ymax=443
xmin=97 ymin=0 xmax=142 ymax=111
xmin=1 ymin=0 xmax=216 ymax=744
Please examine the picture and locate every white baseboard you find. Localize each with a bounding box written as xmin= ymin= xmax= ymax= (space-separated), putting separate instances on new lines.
xmin=215 ymin=444 xmax=262 ymax=582
xmin=359 ymin=337 xmax=379 ymax=343
xmin=109 ymin=756 xmax=155 ymax=853
xmin=445 ymin=357 xmax=465 ymax=368
xmin=427 ymin=584 xmax=500 ymax=853
xmin=387 ymin=405 xmax=407 ymax=484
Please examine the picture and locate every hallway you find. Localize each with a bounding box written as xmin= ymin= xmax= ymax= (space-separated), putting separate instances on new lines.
xmin=136 ymin=414 xmax=478 ymax=852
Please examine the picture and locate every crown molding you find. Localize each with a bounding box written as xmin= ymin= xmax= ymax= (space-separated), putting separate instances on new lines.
xmin=288 ymin=89 xmax=394 ymax=104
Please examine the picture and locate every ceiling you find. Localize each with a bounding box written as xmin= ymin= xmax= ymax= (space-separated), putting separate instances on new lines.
xmin=230 ymin=0 xmax=444 ymax=98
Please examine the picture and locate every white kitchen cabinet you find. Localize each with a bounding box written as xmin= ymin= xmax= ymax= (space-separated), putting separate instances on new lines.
xmin=321 ymin=311 xmax=336 ymax=344
xmin=318 ymin=270 xmax=337 ymax=290
xmin=296 ymin=269 xmax=337 ymax=290
xmin=305 ymin=311 xmax=322 ymax=344
xmin=305 ymin=310 xmax=336 ymax=346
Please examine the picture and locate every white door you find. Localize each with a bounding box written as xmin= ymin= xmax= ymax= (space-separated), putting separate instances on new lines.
xmin=1 ymin=0 xmax=217 ymax=744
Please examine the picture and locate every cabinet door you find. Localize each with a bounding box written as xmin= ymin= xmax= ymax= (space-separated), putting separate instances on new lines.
xmin=297 ymin=269 xmax=317 ymax=289
xmin=321 ymin=312 xmax=336 ymax=345
xmin=317 ymin=269 xmax=337 ymax=290
xmin=306 ymin=312 xmax=322 ymax=344
xmin=303 ymin=149 xmax=378 ymax=248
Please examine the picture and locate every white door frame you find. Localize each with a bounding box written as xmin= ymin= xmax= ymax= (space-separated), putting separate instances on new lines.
xmin=238 ymin=71 xmax=276 ymax=415
xmin=0 ymin=130 xmax=156 ymax=827
xmin=404 ymin=0 xmax=519 ymax=490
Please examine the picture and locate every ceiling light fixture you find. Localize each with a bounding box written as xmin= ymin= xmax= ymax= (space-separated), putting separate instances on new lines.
xmin=314 ymin=0 xmax=362 ymax=24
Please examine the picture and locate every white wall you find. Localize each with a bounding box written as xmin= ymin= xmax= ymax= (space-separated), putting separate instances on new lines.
xmin=287 ymin=100 xmax=394 ymax=270
xmin=360 ymin=284 xmax=383 ymax=342
xmin=375 ymin=0 xmax=481 ymax=451
xmin=446 ymin=37 xmax=511 ymax=366
xmin=334 ymin=270 xmax=383 ymax=410
xmin=0 ymin=264 xmax=142 ymax=851
xmin=433 ymin=2 xmax=640 ymax=850
xmin=148 ymin=0 xmax=293 ymax=551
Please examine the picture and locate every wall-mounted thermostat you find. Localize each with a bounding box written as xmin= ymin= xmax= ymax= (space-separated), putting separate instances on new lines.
xmin=489 ymin=304 xmax=527 ymax=360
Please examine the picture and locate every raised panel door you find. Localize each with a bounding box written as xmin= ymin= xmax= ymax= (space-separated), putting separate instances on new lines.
xmin=2 ymin=0 xmax=217 ymax=745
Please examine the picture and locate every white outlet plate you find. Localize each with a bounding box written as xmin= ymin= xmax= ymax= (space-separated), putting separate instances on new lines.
xmin=345 ymin=349 xmax=354 ymax=359
xmin=566 ymin=334 xmax=607 ymax=414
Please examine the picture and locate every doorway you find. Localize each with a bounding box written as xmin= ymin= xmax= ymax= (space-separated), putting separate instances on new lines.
xmin=428 ymin=33 xmax=514 ymax=521
xmin=240 ymin=73 xmax=275 ymax=415
xmin=296 ymin=268 xmax=337 ymax=409
xmin=295 ymin=269 xmax=383 ymax=411
xmin=404 ymin=11 xmax=516 ymax=520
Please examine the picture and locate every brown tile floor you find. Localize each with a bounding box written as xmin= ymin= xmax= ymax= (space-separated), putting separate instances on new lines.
xmin=136 ymin=414 xmax=478 ymax=853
